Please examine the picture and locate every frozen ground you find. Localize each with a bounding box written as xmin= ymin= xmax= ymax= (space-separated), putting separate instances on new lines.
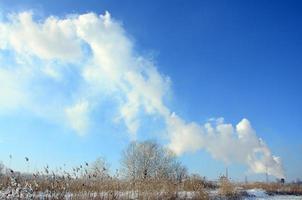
xmin=1 ymin=188 xmax=302 ymax=199
xmin=243 ymin=189 xmax=302 ymax=200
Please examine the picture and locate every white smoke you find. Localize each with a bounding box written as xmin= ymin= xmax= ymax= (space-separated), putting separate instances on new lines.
xmin=0 ymin=11 xmax=284 ymax=178
xmin=167 ymin=114 xmax=284 ymax=178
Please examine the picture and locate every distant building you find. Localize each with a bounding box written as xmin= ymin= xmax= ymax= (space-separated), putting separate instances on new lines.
xmin=219 ymin=175 xmax=228 ymax=182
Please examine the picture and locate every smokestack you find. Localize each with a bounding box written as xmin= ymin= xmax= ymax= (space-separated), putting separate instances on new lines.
xmin=226 ymin=167 xmax=228 ymax=180
xmin=266 ymin=166 xmax=269 ymax=183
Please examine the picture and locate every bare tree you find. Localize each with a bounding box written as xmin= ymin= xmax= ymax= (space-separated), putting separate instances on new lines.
xmin=88 ymin=157 xmax=110 ymax=180
xmin=121 ymin=140 xmax=187 ymax=182
xmin=0 ymin=161 xmax=4 ymax=178
xmin=172 ymin=161 xmax=188 ymax=183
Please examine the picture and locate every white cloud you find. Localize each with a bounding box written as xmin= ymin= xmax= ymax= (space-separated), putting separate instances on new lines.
xmin=167 ymin=112 xmax=205 ymax=155
xmin=0 ymin=68 xmax=28 ymax=110
xmin=0 ymin=11 xmax=284 ymax=178
xmin=42 ymin=64 xmax=62 ymax=80
xmin=73 ymin=12 xmax=170 ymax=137
xmin=167 ymin=114 xmax=284 ymax=178
xmin=0 ymin=12 xmax=82 ymax=61
xmin=65 ymin=101 xmax=90 ymax=135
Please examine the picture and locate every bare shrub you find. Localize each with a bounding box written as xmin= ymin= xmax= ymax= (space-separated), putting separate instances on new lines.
xmin=219 ymin=177 xmax=240 ymax=199
xmin=183 ymin=174 xmax=210 ymax=200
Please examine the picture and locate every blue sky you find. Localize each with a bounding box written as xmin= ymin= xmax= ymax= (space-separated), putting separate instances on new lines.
xmin=0 ymin=0 xmax=301 ymax=181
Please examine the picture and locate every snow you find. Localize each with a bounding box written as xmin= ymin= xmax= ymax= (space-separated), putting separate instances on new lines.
xmin=244 ymin=195 xmax=302 ymax=200
xmin=246 ymin=189 xmax=269 ymax=198
xmin=1 ymin=188 xmax=302 ymax=199
xmin=244 ymin=189 xmax=302 ymax=200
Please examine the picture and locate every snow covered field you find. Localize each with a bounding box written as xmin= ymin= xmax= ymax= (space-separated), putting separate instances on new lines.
xmin=243 ymin=189 xmax=302 ymax=200
xmin=1 ymin=188 xmax=302 ymax=199
xmin=244 ymin=195 xmax=302 ymax=200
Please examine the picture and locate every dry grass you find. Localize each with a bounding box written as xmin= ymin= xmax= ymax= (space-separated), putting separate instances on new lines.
xmin=0 ymin=142 xmax=215 ymax=199
xmin=0 ymin=169 xmax=213 ymax=199
xmin=218 ymin=178 xmax=240 ymax=199
xmin=4 ymin=167 xmax=302 ymax=200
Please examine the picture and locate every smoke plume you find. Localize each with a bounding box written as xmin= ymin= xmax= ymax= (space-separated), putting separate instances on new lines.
xmin=0 ymin=11 xmax=284 ymax=178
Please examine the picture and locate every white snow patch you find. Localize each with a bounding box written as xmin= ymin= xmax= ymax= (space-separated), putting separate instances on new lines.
xmin=244 ymin=189 xmax=302 ymax=200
